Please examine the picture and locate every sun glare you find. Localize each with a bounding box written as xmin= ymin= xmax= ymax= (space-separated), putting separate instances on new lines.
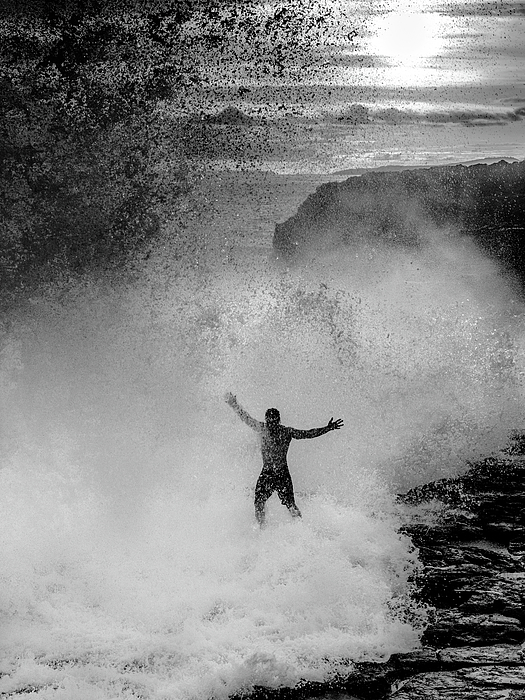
xmin=368 ymin=12 xmax=445 ymax=65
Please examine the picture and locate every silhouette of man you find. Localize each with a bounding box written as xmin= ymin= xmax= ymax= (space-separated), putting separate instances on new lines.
xmin=225 ymin=393 xmax=344 ymax=526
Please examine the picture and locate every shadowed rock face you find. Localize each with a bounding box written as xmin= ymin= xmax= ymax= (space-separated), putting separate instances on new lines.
xmin=274 ymin=160 xmax=525 ymax=286
xmin=387 ymin=453 xmax=525 ymax=700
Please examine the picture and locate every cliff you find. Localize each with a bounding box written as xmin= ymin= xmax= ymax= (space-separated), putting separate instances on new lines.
xmin=274 ymin=160 xmax=525 ymax=287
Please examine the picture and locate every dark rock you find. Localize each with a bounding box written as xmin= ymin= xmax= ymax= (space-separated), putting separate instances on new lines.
xmin=390 ymin=667 xmax=525 ymax=699
xmin=343 ymin=662 xmax=396 ymax=698
xmin=484 ymin=521 xmax=525 ymax=543
xmin=390 ymin=648 xmax=441 ymax=674
xmin=418 ymin=545 xmax=523 ymax=572
xmin=509 ymin=530 xmax=525 ymax=556
xmin=422 ymin=611 xmax=524 ymax=647
xmin=438 ymin=645 xmax=525 ymax=666
xmin=458 ymin=574 xmax=525 ymax=621
xmin=402 ymin=521 xmax=485 ymax=548
xmin=477 ymin=494 xmax=525 ymax=529
xmin=398 ymin=479 xmax=473 ymax=509
xmin=457 ymin=664 xmax=525 ymax=687
xmin=399 ymin=460 xmax=525 ymax=553
xmin=273 ymin=160 xmax=525 ymax=290
xmin=387 ymin=456 xmax=525 ymax=697
xmin=416 ymin=569 xmax=478 ymax=608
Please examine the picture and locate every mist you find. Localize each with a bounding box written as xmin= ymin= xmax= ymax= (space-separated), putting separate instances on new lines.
xmin=1 ymin=204 xmax=525 ymax=698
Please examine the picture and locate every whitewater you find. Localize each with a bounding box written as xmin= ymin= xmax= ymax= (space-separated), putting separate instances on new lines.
xmin=2 ymin=181 xmax=525 ymax=699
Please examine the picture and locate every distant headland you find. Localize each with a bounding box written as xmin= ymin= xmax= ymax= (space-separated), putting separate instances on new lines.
xmin=274 ymin=159 xmax=525 ymax=289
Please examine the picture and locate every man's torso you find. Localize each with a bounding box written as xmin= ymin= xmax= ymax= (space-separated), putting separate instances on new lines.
xmin=259 ymin=424 xmax=293 ymax=471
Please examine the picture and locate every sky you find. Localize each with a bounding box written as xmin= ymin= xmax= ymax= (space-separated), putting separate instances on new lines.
xmin=184 ymin=0 xmax=525 ymax=172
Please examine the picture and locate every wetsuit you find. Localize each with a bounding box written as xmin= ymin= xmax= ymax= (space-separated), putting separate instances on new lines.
xmin=229 ymin=400 xmax=334 ymax=525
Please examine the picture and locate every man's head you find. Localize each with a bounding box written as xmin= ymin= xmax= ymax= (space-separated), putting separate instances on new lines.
xmin=265 ymin=408 xmax=280 ymax=426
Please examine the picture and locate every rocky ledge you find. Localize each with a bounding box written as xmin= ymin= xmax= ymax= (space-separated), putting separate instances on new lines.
xmin=241 ymin=442 xmax=525 ymax=700
xmin=385 ymin=448 xmax=525 ymax=700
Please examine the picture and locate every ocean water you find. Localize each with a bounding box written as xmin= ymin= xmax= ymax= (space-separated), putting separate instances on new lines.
xmin=201 ymin=120 xmax=525 ymax=175
xmin=2 ymin=163 xmax=525 ymax=699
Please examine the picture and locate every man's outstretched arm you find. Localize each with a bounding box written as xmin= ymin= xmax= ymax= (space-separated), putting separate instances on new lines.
xmin=224 ymin=392 xmax=263 ymax=431
xmin=290 ymin=417 xmax=344 ymax=439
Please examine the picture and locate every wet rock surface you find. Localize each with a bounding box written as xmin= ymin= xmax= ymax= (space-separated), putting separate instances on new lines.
xmin=381 ymin=452 xmax=525 ymax=699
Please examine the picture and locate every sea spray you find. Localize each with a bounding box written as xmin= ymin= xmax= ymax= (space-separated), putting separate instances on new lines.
xmin=273 ymin=220 xmax=525 ymax=486
xmin=1 ymin=220 xmax=524 ymax=698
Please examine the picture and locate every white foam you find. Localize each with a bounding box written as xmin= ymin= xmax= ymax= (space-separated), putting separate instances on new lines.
xmin=2 ymin=217 xmax=524 ymax=697
xmin=0 ymin=461 xmax=422 ymax=699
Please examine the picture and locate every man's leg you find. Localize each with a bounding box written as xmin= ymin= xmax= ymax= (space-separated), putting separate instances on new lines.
xmin=254 ymin=473 xmax=273 ymax=527
xmin=277 ymin=473 xmax=302 ymax=519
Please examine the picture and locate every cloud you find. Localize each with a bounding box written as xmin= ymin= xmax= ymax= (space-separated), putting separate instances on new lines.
xmin=437 ymin=1 xmax=525 ymax=16
xmin=200 ymin=106 xmax=258 ymax=126
xmin=334 ymin=103 xmax=525 ymax=126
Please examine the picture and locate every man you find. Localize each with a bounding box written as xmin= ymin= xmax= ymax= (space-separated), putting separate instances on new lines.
xmin=225 ymin=392 xmax=344 ymax=526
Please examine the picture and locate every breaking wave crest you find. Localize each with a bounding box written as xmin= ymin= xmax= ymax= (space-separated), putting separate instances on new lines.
xmin=1 ymin=220 xmax=524 ymax=698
